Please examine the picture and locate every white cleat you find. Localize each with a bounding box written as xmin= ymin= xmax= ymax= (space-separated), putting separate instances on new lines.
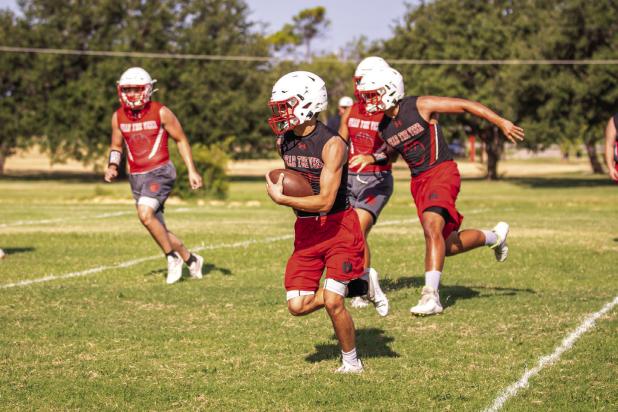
xmin=410 ymin=286 xmax=443 ymax=316
xmin=367 ymin=268 xmax=389 ymax=317
xmin=336 ymin=359 xmax=364 ymax=374
xmin=166 ymin=253 xmax=183 ymax=284
xmin=350 ymin=296 xmax=370 ymax=309
xmin=490 ymin=221 xmax=510 ymax=262
xmin=188 ymin=254 xmax=204 ymax=279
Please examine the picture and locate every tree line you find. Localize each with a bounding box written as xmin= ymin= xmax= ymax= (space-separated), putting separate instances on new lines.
xmin=1 ymin=0 xmax=616 ymax=179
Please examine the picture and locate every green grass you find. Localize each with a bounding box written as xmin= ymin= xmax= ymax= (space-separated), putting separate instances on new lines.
xmin=0 ymin=170 xmax=617 ymax=411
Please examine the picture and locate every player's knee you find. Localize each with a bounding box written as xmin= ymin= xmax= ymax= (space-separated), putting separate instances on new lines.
xmin=137 ymin=208 xmax=155 ymax=225
xmin=444 ymin=232 xmax=461 ymax=256
xmin=422 ymin=222 xmax=442 ymax=241
xmin=324 ymin=294 xmax=345 ymax=315
xmin=287 ymin=300 xmax=306 ymax=316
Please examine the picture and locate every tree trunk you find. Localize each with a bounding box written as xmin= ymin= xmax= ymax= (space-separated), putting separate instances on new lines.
xmin=584 ymin=139 xmax=604 ymax=174
xmin=0 ymin=152 xmax=5 ymax=176
xmin=484 ymin=127 xmax=502 ymax=180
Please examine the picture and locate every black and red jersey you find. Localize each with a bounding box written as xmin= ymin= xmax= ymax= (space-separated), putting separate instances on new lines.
xmin=378 ymin=96 xmax=453 ymax=176
xmin=346 ymin=102 xmax=391 ymax=173
xmin=276 ymin=122 xmax=350 ymax=217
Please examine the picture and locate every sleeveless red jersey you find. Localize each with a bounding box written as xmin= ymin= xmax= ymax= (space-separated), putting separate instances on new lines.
xmin=346 ymin=102 xmax=390 ymax=173
xmin=116 ymin=101 xmax=170 ymax=174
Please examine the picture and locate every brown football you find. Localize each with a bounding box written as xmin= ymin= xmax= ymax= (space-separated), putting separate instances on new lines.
xmin=268 ymin=168 xmax=314 ymax=197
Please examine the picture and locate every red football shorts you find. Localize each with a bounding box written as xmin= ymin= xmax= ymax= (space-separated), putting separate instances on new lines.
xmin=284 ymin=208 xmax=365 ymax=292
xmin=410 ymin=160 xmax=464 ymax=238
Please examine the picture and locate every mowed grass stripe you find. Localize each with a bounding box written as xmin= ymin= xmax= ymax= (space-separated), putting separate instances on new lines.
xmin=0 ymin=218 xmax=419 ymax=289
xmin=0 ymin=235 xmax=293 ymax=289
xmin=1 ymin=174 xmax=616 ymax=410
xmin=0 ymin=207 xmax=194 ymax=228
xmin=484 ymin=295 xmax=618 ymax=412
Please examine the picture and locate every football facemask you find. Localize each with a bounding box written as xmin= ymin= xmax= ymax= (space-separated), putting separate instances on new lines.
xmin=268 ymin=97 xmax=300 ymax=135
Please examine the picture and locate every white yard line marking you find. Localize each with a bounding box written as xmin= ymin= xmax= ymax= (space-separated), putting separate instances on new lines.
xmin=375 ymin=219 xmax=418 ymax=226
xmin=0 ymin=217 xmax=419 ymax=289
xmin=0 ymin=208 xmax=193 ymax=228
xmin=0 ymin=235 xmax=292 ymax=289
xmin=483 ymin=295 xmax=618 ymax=412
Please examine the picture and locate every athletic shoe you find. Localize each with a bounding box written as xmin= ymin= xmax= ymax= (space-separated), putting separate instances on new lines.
xmin=188 ymin=254 xmax=204 ymax=279
xmin=166 ymin=253 xmax=183 ymax=284
xmin=336 ymin=359 xmax=364 ymax=374
xmin=410 ymin=286 xmax=443 ymax=316
xmin=490 ymin=221 xmax=510 ymax=262
xmin=350 ymin=296 xmax=370 ymax=309
xmin=367 ymin=268 xmax=389 ymax=317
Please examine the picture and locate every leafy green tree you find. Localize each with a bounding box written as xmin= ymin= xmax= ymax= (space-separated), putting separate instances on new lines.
xmin=380 ymin=0 xmax=516 ymax=179
xmin=0 ymin=10 xmax=32 ymax=174
xmin=1 ymin=0 xmax=274 ymax=174
xmin=506 ymin=0 xmax=618 ymax=174
xmin=165 ymin=0 xmax=272 ymax=158
xmin=267 ymin=7 xmax=330 ymax=59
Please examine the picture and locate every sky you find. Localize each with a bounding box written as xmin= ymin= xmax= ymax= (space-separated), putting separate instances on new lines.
xmin=0 ymin=0 xmax=413 ymax=53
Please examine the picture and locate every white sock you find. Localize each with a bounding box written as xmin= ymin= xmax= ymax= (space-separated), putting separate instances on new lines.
xmin=482 ymin=229 xmax=498 ymax=246
xmin=342 ymin=348 xmax=359 ymax=367
xmin=425 ymin=270 xmax=441 ymax=290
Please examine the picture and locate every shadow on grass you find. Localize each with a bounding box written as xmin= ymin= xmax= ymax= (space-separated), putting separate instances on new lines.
xmin=380 ymin=276 xmax=424 ymax=291
xmin=1 ymin=247 xmax=35 ymax=255
xmin=380 ymin=275 xmax=535 ymax=309
xmin=145 ymin=262 xmax=232 ymax=280
xmin=305 ymin=327 xmax=400 ymax=363
xmin=441 ymin=284 xmax=536 ymax=309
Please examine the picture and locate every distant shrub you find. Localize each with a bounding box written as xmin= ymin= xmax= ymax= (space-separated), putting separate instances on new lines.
xmin=171 ymin=143 xmax=229 ymax=199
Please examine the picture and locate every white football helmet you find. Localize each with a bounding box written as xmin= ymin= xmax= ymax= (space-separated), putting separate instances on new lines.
xmin=268 ymin=71 xmax=328 ymax=135
xmin=354 ymin=56 xmax=390 ymax=83
xmin=117 ymin=67 xmax=157 ymax=109
xmin=356 ymin=68 xmax=405 ymax=114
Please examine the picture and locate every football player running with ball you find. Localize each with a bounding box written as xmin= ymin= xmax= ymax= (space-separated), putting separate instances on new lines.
xmin=265 ymin=71 xmax=384 ymax=373
xmin=104 ymin=67 xmax=204 ymax=284
xmin=339 ymin=56 xmax=395 ymax=313
xmin=356 ymin=67 xmax=525 ymax=316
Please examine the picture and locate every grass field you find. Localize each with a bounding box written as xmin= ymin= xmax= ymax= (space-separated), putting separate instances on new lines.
xmin=0 ymin=167 xmax=617 ymax=411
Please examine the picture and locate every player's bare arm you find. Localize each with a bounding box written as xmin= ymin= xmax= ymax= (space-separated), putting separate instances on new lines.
xmin=266 ymin=136 xmax=347 ymax=213
xmin=604 ymin=117 xmax=618 ymax=181
xmin=417 ymin=96 xmax=525 ymax=144
xmin=349 ymin=142 xmax=397 ymax=173
xmin=105 ymin=112 xmax=124 ymax=183
xmin=160 ymin=106 xmax=203 ymax=190
xmin=338 ymin=106 xmax=352 ymax=141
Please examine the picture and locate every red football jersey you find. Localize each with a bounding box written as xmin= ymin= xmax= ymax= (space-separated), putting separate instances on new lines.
xmin=116 ymin=101 xmax=169 ymax=174
xmin=346 ymin=102 xmax=391 ymax=173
